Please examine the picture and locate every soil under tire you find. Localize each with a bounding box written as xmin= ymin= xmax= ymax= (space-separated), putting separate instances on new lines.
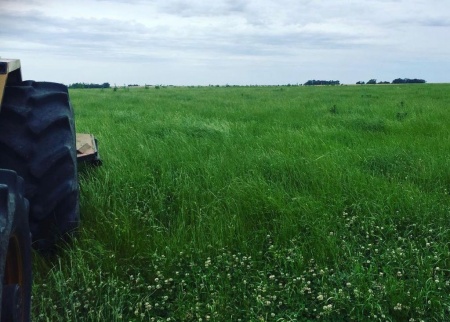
xmin=0 ymin=81 xmax=79 ymax=251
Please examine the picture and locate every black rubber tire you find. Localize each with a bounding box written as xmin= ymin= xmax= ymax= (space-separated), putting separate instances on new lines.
xmin=0 ymin=170 xmax=32 ymax=322
xmin=0 ymin=81 xmax=79 ymax=251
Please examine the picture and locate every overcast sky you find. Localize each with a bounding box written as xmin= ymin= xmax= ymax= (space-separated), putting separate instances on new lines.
xmin=1 ymin=0 xmax=449 ymax=85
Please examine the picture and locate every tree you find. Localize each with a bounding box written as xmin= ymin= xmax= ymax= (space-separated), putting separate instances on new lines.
xmin=304 ymin=80 xmax=340 ymax=86
xmin=367 ymin=79 xmax=377 ymax=85
xmin=68 ymin=82 xmax=111 ymax=89
xmin=392 ymin=78 xmax=426 ymax=84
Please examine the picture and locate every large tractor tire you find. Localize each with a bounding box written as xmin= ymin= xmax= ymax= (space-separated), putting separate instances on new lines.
xmin=0 ymin=81 xmax=79 ymax=252
xmin=0 ymin=170 xmax=32 ymax=322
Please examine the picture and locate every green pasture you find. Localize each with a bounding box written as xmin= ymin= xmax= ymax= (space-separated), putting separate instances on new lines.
xmin=33 ymin=84 xmax=450 ymax=321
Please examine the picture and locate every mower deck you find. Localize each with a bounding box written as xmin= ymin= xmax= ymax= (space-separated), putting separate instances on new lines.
xmin=76 ymin=133 xmax=102 ymax=166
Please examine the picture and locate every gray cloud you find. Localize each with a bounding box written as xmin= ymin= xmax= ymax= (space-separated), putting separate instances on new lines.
xmin=1 ymin=0 xmax=449 ymax=84
xmin=0 ymin=4 xmax=378 ymax=63
xmin=160 ymin=0 xmax=247 ymax=17
xmin=419 ymin=17 xmax=450 ymax=27
xmin=0 ymin=11 xmax=166 ymax=60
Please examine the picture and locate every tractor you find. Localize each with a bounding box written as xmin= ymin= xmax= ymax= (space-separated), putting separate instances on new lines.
xmin=0 ymin=58 xmax=100 ymax=321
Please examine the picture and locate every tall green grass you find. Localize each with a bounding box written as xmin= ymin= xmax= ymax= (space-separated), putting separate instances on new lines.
xmin=33 ymin=84 xmax=449 ymax=321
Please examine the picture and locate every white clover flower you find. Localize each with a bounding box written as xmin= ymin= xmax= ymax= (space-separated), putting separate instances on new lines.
xmin=323 ymin=304 xmax=333 ymax=311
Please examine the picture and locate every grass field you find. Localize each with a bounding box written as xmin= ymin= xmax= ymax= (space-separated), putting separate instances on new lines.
xmin=32 ymin=84 xmax=449 ymax=321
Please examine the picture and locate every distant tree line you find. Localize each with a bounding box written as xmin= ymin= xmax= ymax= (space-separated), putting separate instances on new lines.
xmin=66 ymin=78 xmax=427 ymax=89
xmin=392 ymin=78 xmax=426 ymax=84
xmin=68 ymin=82 xmax=111 ymax=89
xmin=304 ymin=80 xmax=340 ymax=86
xmin=356 ymin=78 xmax=426 ymax=85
